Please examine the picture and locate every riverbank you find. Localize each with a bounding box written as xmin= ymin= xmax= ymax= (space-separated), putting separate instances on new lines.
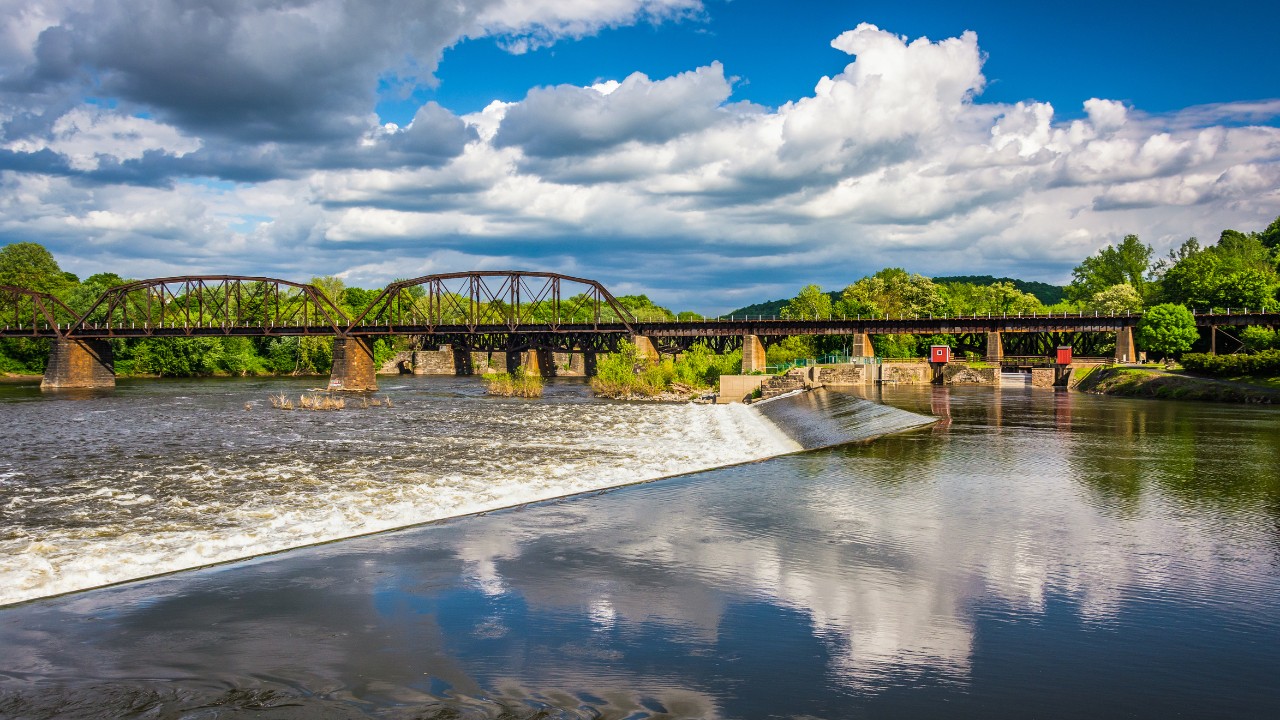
xmin=1073 ymin=366 xmax=1280 ymax=403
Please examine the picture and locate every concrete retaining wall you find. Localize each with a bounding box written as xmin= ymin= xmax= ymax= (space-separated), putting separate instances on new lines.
xmin=880 ymin=362 xmax=932 ymax=385
xmin=717 ymin=375 xmax=767 ymax=404
xmin=412 ymin=348 xmax=456 ymax=374
xmin=942 ymin=363 xmax=999 ymax=385
xmin=1031 ymin=368 xmax=1055 ymax=388
xmin=817 ymin=364 xmax=874 ymax=386
xmin=1031 ymin=366 xmax=1075 ymax=388
xmin=378 ymin=351 xmax=412 ymax=375
xmin=470 ymin=352 xmax=503 ymax=374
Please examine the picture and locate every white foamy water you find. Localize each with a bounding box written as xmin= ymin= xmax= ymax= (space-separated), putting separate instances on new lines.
xmin=0 ymin=379 xmax=801 ymax=606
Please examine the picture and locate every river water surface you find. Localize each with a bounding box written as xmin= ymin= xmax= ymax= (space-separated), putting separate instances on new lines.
xmin=1 ymin=378 xmax=1278 ymax=718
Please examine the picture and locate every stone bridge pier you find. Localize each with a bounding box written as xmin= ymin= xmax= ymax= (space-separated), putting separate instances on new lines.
xmin=329 ymin=336 xmax=377 ymax=391
xmin=42 ymin=339 xmax=115 ymax=390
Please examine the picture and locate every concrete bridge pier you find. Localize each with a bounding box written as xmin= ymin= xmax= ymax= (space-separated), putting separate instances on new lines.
xmin=631 ymin=335 xmax=658 ymax=362
xmin=741 ymin=334 xmax=766 ymax=373
xmin=851 ymin=332 xmax=874 ymax=358
xmin=535 ymin=348 xmax=557 ymax=377
xmin=1115 ymin=326 xmax=1136 ymax=363
xmin=508 ymin=349 xmax=553 ymax=376
xmin=329 ymin=336 xmax=377 ymax=391
xmin=451 ymin=347 xmax=473 ymax=375
xmin=42 ymin=338 xmax=115 ymax=390
xmin=572 ymin=352 xmax=597 ymax=377
xmin=507 ymin=350 xmax=527 ymax=375
xmin=985 ymin=332 xmax=1004 ymax=363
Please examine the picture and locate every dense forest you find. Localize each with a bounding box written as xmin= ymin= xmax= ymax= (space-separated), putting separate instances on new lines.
xmin=2 ymin=213 xmax=1278 ymax=375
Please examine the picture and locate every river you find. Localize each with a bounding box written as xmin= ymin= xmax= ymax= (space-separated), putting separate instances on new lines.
xmin=1 ymin=377 xmax=1278 ymax=718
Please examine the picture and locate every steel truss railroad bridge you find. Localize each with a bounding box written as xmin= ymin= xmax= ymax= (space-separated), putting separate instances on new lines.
xmin=2 ymin=271 xmax=1276 ymax=390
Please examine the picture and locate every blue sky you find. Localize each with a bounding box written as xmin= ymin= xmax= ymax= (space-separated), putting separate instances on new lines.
xmin=399 ymin=0 xmax=1280 ymax=119
xmin=0 ymin=0 xmax=1277 ymax=312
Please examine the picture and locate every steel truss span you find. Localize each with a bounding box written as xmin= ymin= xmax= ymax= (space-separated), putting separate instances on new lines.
xmin=2 ymin=272 xmax=1278 ymax=350
xmin=0 ymin=285 xmax=79 ymax=336
xmin=347 ymin=271 xmax=637 ymax=335
xmin=0 ymin=277 xmax=350 ymax=339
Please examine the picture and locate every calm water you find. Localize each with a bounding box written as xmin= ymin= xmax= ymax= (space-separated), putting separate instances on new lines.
xmin=1 ymin=378 xmax=1279 ymax=718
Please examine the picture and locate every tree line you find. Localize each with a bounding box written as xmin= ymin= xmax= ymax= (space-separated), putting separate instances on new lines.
xmin=764 ymin=215 xmax=1280 ymax=364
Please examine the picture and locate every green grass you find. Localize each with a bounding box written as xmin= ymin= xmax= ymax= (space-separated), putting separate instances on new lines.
xmin=1207 ymin=374 xmax=1280 ymax=390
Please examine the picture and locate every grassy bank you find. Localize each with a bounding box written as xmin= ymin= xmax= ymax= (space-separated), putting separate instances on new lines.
xmin=1074 ymin=366 xmax=1279 ymax=404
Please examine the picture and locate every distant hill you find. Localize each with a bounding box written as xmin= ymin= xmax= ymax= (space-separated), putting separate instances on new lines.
xmin=931 ymin=276 xmax=1066 ymax=305
xmin=723 ymin=277 xmax=1066 ymax=317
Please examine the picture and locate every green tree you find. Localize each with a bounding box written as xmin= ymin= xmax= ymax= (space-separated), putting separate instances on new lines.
xmin=310 ymin=275 xmax=344 ymax=301
xmin=1259 ymin=215 xmax=1280 ymax=252
xmin=1157 ymin=232 xmax=1279 ymax=310
xmin=0 ymin=242 xmax=71 ymax=294
xmin=66 ymin=272 xmax=127 ymax=318
xmin=1136 ymin=304 xmax=1198 ymax=359
xmin=218 ymin=337 xmax=269 ymax=375
xmin=1067 ymin=235 xmax=1153 ymax=303
xmin=837 ymin=269 xmax=945 ymax=318
xmin=1156 ymin=238 xmax=1216 ymax=307
xmin=1214 ymin=229 xmax=1274 ymax=275
xmin=765 ymin=335 xmax=813 ymax=366
xmin=1087 ymin=283 xmax=1144 ymax=315
xmin=616 ymin=294 xmax=675 ymax=321
xmin=1209 ymin=270 xmax=1275 ymax=311
xmin=781 ymin=284 xmax=832 ymax=320
xmin=131 ymin=337 xmax=227 ymax=376
xmin=343 ymin=286 xmax=380 ymax=316
xmin=941 ymin=281 xmax=1042 ymax=315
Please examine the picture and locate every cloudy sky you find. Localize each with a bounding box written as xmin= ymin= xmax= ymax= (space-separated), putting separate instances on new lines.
xmin=1 ymin=0 xmax=1278 ymax=312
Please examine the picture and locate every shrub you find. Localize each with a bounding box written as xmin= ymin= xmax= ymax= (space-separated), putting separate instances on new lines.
xmin=1240 ymin=326 xmax=1280 ymax=352
xmin=483 ymin=367 xmax=543 ymax=398
xmin=590 ymin=340 xmax=734 ymax=397
xmin=1180 ymin=349 xmax=1280 ymax=376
